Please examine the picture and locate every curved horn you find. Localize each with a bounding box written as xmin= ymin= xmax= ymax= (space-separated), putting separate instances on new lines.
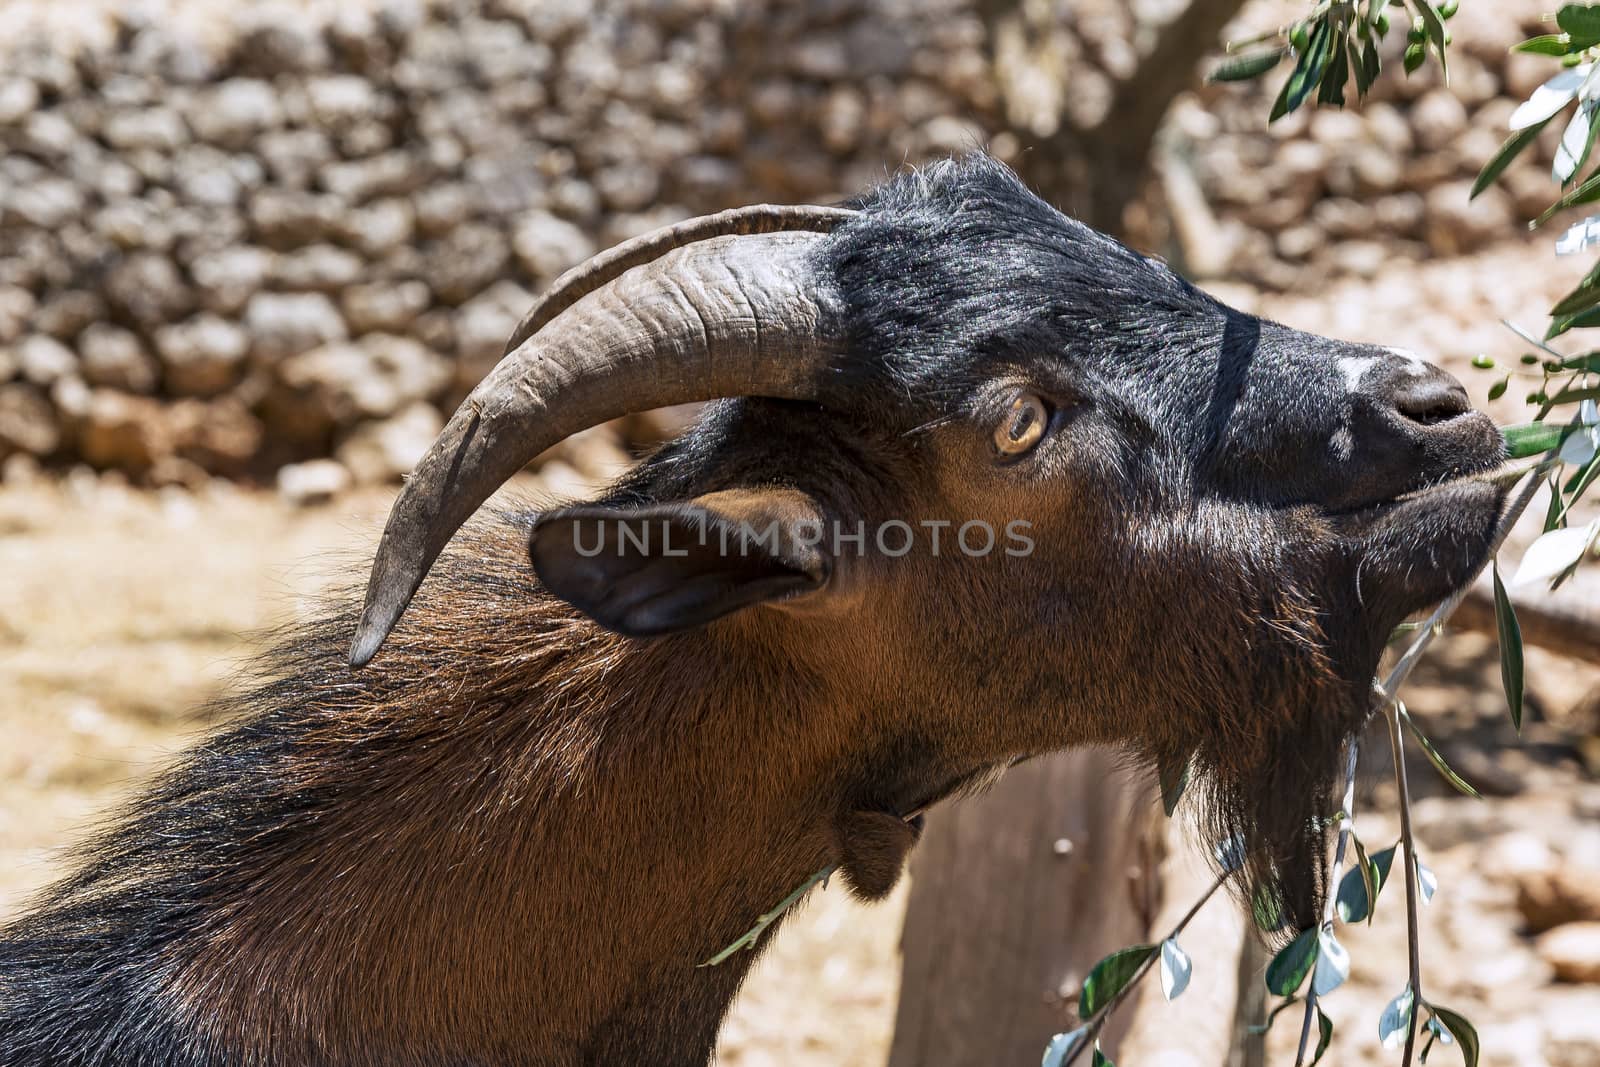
xmin=502 ymin=205 xmax=858 ymax=357
xmin=348 ymin=225 xmax=854 ymax=667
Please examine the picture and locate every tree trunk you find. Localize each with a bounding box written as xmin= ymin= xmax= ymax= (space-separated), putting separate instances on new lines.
xmin=982 ymin=0 xmax=1251 ymax=232
xmin=887 ymin=752 xmax=1163 ymax=1065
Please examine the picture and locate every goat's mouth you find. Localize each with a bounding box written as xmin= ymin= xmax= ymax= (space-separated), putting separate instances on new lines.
xmin=1329 ymin=460 xmax=1518 ymax=626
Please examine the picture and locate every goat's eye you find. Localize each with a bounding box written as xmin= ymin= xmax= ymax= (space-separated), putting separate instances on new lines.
xmin=993 ymin=393 xmax=1050 ymax=458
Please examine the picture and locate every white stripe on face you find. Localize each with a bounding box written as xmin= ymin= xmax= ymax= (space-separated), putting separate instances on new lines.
xmin=1337 ymin=355 xmax=1377 ymax=391
xmin=1384 ymin=347 xmax=1431 ymax=376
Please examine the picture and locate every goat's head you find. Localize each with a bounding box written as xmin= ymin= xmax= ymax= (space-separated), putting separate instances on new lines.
xmin=352 ymin=157 xmax=1505 ymax=931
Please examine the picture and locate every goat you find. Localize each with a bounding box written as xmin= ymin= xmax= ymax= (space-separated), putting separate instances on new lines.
xmin=0 ymin=155 xmax=1507 ymax=1066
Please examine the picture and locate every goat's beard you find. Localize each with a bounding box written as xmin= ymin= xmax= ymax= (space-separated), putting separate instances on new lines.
xmin=1151 ymin=579 xmax=1372 ymax=941
xmin=1190 ymin=697 xmax=1360 ymax=942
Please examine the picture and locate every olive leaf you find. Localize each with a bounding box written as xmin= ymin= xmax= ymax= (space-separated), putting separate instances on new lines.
xmin=1559 ymin=3 xmax=1600 ymax=42
xmin=1492 ymin=563 xmax=1526 ymax=733
xmin=1410 ymin=0 xmax=1450 ymax=79
xmin=1210 ymin=48 xmax=1288 ymax=83
xmin=1078 ymin=944 xmax=1157 ymax=1018
xmin=1416 ymin=857 xmax=1439 ymax=905
xmin=1264 ymin=927 xmax=1319 ymax=996
xmin=1311 ymin=928 xmax=1350 ymax=996
xmin=1159 ymin=938 xmax=1192 ymax=1001
xmin=1312 ymin=1006 xmax=1334 ymax=1066
xmin=1515 ymin=33 xmax=1579 ymax=56
xmin=1158 ymin=753 xmax=1191 ymax=817
xmin=1502 ymin=421 xmax=1571 ymax=457
xmin=1399 ymin=701 xmax=1482 ymax=797
xmin=1379 ymin=985 xmax=1415 ymax=1050
xmin=1336 ymin=833 xmax=1385 ymax=923
xmin=1473 ymin=117 xmax=1555 ymax=199
xmin=1427 ymin=1003 xmax=1481 ymax=1067
xmin=1272 ymin=19 xmax=1334 ymax=121
xmin=1041 ymin=1027 xmax=1088 ymax=1067
xmin=1512 ymin=523 xmax=1599 ymax=588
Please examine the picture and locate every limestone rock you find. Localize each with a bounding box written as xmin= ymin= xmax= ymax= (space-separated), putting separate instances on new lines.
xmin=1518 ymin=867 xmax=1600 ymax=933
xmin=1538 ymin=923 xmax=1600 ymax=983
xmin=154 ymin=315 xmax=249 ymax=397
xmin=513 ymin=210 xmax=597 ymax=282
xmin=336 ymin=401 xmax=443 ymax=484
xmin=0 ymin=383 xmax=61 ymax=455
xmin=80 ymin=325 xmax=159 ymax=394
xmin=245 ymin=292 xmax=348 ymax=362
xmin=276 ymin=458 xmax=352 ymax=506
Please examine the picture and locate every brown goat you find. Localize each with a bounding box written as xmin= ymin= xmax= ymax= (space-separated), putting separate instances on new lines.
xmin=0 ymin=156 xmax=1507 ymax=1066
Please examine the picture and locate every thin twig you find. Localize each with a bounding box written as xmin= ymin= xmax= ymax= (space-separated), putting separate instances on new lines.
xmin=1294 ymin=740 xmax=1359 ymax=1066
xmin=1363 ymin=463 xmax=1552 ymax=1065
xmin=1379 ymin=462 xmax=1554 ymax=701
xmin=699 ymin=802 xmax=938 ymax=967
xmin=1386 ymin=702 xmax=1423 ymax=1066
xmin=1062 ymin=867 xmax=1232 ymax=1066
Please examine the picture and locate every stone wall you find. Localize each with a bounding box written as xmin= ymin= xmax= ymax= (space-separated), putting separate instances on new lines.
xmin=0 ymin=0 xmax=1563 ymax=487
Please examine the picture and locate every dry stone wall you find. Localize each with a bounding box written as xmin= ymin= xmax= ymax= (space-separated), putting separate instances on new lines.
xmin=0 ymin=0 xmax=1566 ymax=485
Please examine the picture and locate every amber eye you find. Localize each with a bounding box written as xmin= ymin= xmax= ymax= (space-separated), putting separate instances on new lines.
xmin=993 ymin=392 xmax=1050 ymax=458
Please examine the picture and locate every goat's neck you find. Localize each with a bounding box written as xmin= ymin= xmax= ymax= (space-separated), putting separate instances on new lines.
xmin=160 ymin=601 xmax=886 ymax=1064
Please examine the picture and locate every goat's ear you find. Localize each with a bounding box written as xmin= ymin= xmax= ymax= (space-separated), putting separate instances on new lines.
xmin=528 ymin=489 xmax=831 ymax=636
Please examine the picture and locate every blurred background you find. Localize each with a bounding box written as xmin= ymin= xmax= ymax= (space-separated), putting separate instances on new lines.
xmin=2 ymin=0 xmax=1598 ymax=1063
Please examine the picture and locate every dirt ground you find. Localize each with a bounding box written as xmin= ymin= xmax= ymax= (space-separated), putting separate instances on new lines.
xmin=4 ymin=240 xmax=1600 ymax=1066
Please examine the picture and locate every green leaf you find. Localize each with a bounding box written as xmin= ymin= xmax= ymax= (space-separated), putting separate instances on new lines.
xmin=1412 ymin=0 xmax=1450 ymax=78
xmin=1400 ymin=701 xmax=1482 ymax=797
xmin=1548 ymin=302 xmax=1600 ymax=339
xmin=1503 ymin=420 xmax=1569 ymax=457
xmin=1359 ymin=37 xmax=1381 ymax=92
xmin=1534 ymin=165 xmax=1600 ymax=227
xmin=1078 ymin=944 xmax=1157 ymax=1018
xmin=1515 ymin=33 xmax=1579 ymax=55
xmin=1559 ymin=3 xmax=1600 ymax=42
xmin=1092 ymin=1044 xmax=1115 ymax=1067
xmin=1353 ymin=834 xmax=1378 ymax=923
xmin=1369 ymin=844 xmax=1399 ymax=888
xmin=1273 ymin=20 xmax=1333 ymax=121
xmin=1492 ymin=564 xmax=1525 ymax=733
xmin=1550 ymin=282 xmax=1600 ymax=318
xmin=1249 ymin=995 xmax=1302 ymax=1036
xmin=1336 ymin=835 xmax=1380 ymax=923
xmin=1264 ymin=927 xmax=1319 ymax=996
xmin=1158 ymin=753 xmax=1191 ymax=817
xmin=1312 ymin=1006 xmax=1335 ymax=1066
xmin=1428 ymin=1003 xmax=1481 ymax=1067
xmin=1319 ymin=29 xmax=1352 ymax=106
xmin=1489 ymin=377 xmax=1509 ymax=400
xmin=1211 ymin=48 xmax=1289 ymax=82
xmin=1547 ymin=472 xmax=1569 ymax=532
xmin=1472 ymin=118 xmax=1552 ymax=198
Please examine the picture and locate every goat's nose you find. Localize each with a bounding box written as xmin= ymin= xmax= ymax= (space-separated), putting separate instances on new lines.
xmin=1356 ymin=356 xmax=1473 ymax=431
xmin=1386 ymin=369 xmax=1472 ymax=428
xmin=1335 ymin=352 xmax=1503 ymax=507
